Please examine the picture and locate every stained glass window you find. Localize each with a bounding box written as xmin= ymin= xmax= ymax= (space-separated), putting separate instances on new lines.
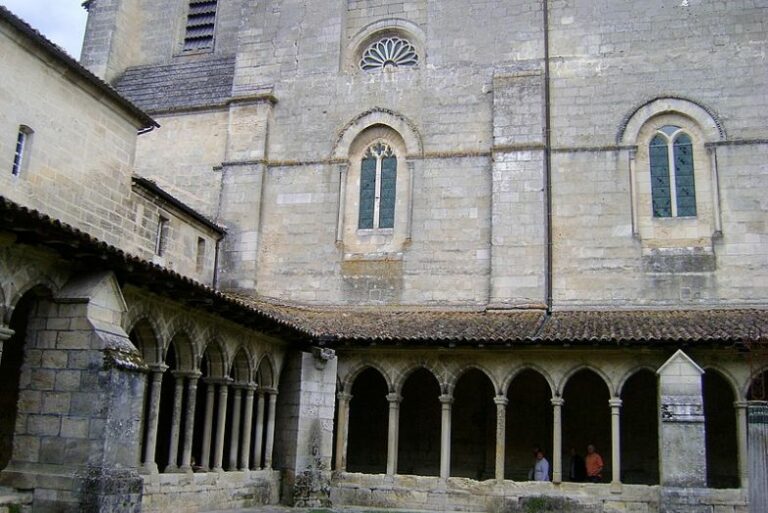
xmin=358 ymin=142 xmax=397 ymax=230
xmin=648 ymin=126 xmax=697 ymax=218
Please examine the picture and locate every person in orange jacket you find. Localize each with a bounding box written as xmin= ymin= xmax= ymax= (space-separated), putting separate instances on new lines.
xmin=585 ymin=444 xmax=603 ymax=482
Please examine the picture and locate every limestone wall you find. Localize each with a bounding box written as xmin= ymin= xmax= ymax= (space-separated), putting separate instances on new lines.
xmin=102 ymin=0 xmax=767 ymax=308
xmin=141 ymin=470 xmax=279 ymax=513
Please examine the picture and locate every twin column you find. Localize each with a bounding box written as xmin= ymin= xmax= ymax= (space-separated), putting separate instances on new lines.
xmin=140 ymin=370 xmax=278 ymax=473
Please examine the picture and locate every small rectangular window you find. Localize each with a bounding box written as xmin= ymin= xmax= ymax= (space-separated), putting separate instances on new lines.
xmin=183 ymin=0 xmax=218 ymax=52
xmin=155 ymin=216 xmax=169 ymax=256
xmin=11 ymin=125 xmax=33 ymax=176
xmin=196 ymin=237 xmax=206 ymax=272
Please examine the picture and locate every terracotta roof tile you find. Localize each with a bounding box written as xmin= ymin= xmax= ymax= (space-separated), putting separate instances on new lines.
xmin=2 ymin=196 xmax=766 ymax=347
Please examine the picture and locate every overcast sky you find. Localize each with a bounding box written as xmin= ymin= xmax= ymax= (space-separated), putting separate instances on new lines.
xmin=1 ymin=0 xmax=88 ymax=58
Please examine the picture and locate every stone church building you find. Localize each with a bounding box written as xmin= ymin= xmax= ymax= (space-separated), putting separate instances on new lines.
xmin=1 ymin=1 xmax=767 ymax=512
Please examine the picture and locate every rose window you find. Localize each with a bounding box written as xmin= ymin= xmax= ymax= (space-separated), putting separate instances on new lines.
xmin=359 ymin=37 xmax=419 ymax=71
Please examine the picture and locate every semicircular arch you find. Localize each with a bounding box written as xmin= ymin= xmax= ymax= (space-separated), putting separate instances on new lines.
xmin=618 ymin=96 xmax=725 ymax=145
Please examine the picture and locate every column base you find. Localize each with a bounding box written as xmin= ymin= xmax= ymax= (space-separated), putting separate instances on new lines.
xmin=610 ymin=481 xmax=623 ymax=494
xmin=139 ymin=463 xmax=158 ymax=475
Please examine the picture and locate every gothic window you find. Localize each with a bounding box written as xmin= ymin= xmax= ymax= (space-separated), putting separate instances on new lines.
xmin=358 ymin=142 xmax=397 ymax=230
xmin=649 ymin=125 xmax=697 ymax=218
xmin=183 ymin=0 xmax=218 ymax=51
xmin=359 ymin=37 xmax=419 ymax=72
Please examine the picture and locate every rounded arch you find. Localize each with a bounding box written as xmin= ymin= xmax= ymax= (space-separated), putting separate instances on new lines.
xmin=558 ymin=364 xmax=614 ymax=396
xmin=230 ymin=346 xmax=253 ymax=384
xmin=393 ymin=362 xmax=444 ymax=394
xmin=447 ymin=363 xmax=499 ymax=395
xmin=616 ymin=364 xmax=658 ymax=396
xmin=502 ymin=364 xmax=556 ymax=398
xmin=255 ymin=353 xmax=276 ymax=388
xmin=199 ymin=339 xmax=228 ymax=378
xmin=618 ymin=97 xmax=725 ymax=145
xmin=342 ymin=361 xmax=393 ymax=393
xmin=332 ymin=108 xmax=423 ymax=159
xmin=344 ymin=18 xmax=426 ymax=72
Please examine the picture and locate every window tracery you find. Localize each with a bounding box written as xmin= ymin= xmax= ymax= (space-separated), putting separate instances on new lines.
xmin=359 ymin=37 xmax=419 ymax=72
xmin=358 ymin=142 xmax=397 ymax=230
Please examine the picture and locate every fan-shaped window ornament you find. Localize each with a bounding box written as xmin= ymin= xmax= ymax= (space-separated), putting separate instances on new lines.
xmin=360 ymin=37 xmax=419 ymax=71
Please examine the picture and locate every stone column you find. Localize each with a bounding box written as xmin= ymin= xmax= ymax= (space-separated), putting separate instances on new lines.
xmin=386 ymin=393 xmax=401 ymax=476
xmin=199 ymin=379 xmax=217 ymax=470
xmin=179 ymin=372 xmax=201 ymax=472
xmin=748 ymin=401 xmax=768 ymax=513
xmin=213 ymin=380 xmax=230 ymax=471
xmin=734 ymin=401 xmax=749 ymax=490
xmin=166 ymin=371 xmax=186 ymax=472
xmin=494 ymin=395 xmax=508 ymax=482
xmin=551 ymin=397 xmax=564 ymax=483
xmin=252 ymin=390 xmax=266 ymax=469
xmin=609 ymin=398 xmax=623 ymax=491
xmin=0 ymin=325 xmax=14 ymax=364
xmin=240 ymin=384 xmax=256 ymax=470
xmin=334 ymin=392 xmax=353 ymax=471
xmin=141 ymin=364 xmax=167 ymax=474
xmin=439 ymin=394 xmax=453 ymax=480
xmin=228 ymin=386 xmax=243 ymax=470
xmin=263 ymin=388 xmax=278 ymax=469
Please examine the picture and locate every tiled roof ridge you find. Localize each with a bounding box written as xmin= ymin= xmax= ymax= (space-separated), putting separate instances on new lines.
xmin=131 ymin=176 xmax=225 ymax=235
xmin=0 ymin=6 xmax=158 ymax=130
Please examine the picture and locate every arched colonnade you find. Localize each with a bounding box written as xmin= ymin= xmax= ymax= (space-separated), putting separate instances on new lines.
xmin=127 ymin=316 xmax=281 ymax=474
xmin=334 ymin=357 xmax=762 ymax=489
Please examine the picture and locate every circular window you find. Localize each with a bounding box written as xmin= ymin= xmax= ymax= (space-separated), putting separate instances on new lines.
xmin=359 ymin=37 xmax=419 ymax=72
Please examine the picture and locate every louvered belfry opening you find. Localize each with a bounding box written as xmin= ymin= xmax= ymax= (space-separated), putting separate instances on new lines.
xmin=184 ymin=0 xmax=218 ymax=51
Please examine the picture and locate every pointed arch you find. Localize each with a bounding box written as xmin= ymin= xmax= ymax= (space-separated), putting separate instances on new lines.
xmin=332 ymin=108 xmax=423 ymax=159
xmin=6 ymin=274 xmax=59 ymax=323
xmin=616 ymin=364 xmax=658 ymax=396
xmin=255 ymin=354 xmax=276 ymax=388
xmin=393 ymin=362 xmax=444 ymax=394
xmin=166 ymin=332 xmax=196 ymax=371
xmin=502 ymin=364 xmax=556 ymax=398
xmin=559 ymin=364 xmax=614 ymax=396
xmin=447 ymin=363 xmax=498 ymax=395
xmin=231 ymin=346 xmax=253 ymax=384
xmin=342 ymin=361 xmax=393 ymax=393
xmin=128 ymin=318 xmax=163 ymax=365
xmin=746 ymin=365 xmax=768 ymax=400
xmin=200 ymin=339 xmax=228 ymax=378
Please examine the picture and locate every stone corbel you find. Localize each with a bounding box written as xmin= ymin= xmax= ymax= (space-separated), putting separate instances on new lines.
xmin=311 ymin=347 xmax=336 ymax=370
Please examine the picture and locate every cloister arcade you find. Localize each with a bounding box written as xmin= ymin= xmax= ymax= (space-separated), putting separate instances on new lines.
xmin=333 ymin=352 xmax=758 ymax=489
xmin=128 ymin=319 xmax=281 ymax=475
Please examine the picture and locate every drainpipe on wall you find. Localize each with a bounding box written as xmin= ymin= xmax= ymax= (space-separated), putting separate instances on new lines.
xmin=543 ymin=0 xmax=553 ymax=314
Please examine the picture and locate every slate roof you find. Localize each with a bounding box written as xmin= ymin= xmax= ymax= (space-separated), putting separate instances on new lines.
xmin=0 ymin=6 xmax=157 ymax=130
xmin=2 ymin=195 xmax=766 ymax=347
xmin=114 ymin=56 xmax=236 ymax=113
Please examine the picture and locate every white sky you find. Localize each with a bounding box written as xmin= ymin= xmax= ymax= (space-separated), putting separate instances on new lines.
xmin=1 ymin=0 xmax=88 ymax=58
